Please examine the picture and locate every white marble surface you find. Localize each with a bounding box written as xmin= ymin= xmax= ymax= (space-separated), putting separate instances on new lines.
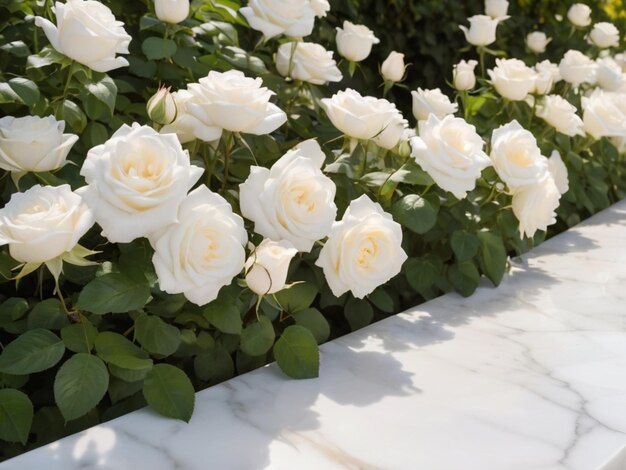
xmin=4 ymin=200 xmax=626 ymax=470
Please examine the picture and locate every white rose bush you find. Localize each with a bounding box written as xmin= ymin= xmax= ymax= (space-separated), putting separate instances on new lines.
xmin=0 ymin=0 xmax=624 ymax=455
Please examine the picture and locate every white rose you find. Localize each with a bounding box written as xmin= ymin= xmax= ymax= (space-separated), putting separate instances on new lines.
xmin=245 ymin=239 xmax=297 ymax=295
xmin=410 ymin=114 xmax=491 ymax=199
xmin=0 ymin=115 xmax=78 ymax=173
xmin=34 ymin=0 xmax=131 ymax=73
xmin=536 ymin=95 xmax=584 ymax=137
xmin=79 ymin=123 xmax=203 ymax=243
xmin=322 ymin=89 xmax=406 ymax=149
xmin=187 ymin=70 xmax=287 ymax=136
xmin=567 ymin=3 xmax=592 ymax=27
xmin=335 ymin=21 xmax=380 ymax=62
xmin=490 ymin=120 xmax=549 ymax=191
xmin=239 ymin=139 xmax=337 ymax=252
xmin=559 ymin=50 xmax=597 ymax=87
xmin=582 ymin=89 xmax=626 ymax=139
xmin=315 ymin=195 xmax=407 ymax=299
xmin=240 ymin=0 xmax=315 ymax=40
xmin=310 ymin=0 xmax=330 ymax=17
xmin=453 ymin=60 xmax=478 ymax=91
xmin=488 ymin=58 xmax=537 ymax=101
xmin=381 ymin=51 xmax=406 ymax=83
xmin=459 ymin=15 xmax=499 ymax=47
xmin=146 ymin=86 xmax=177 ymax=126
xmin=512 ymin=175 xmax=560 ymax=238
xmin=411 ymin=88 xmax=458 ymax=121
xmin=596 ymin=57 xmax=625 ymax=91
xmin=526 ymin=31 xmax=551 ymax=54
xmin=548 ymin=150 xmax=569 ymax=195
xmin=275 ymin=41 xmax=342 ymax=85
xmin=151 ymin=186 xmax=247 ymax=306
xmin=154 ymin=0 xmax=189 ymax=24
xmin=614 ymin=53 xmax=626 ymax=73
xmin=485 ymin=0 xmax=509 ymax=20
xmin=589 ymin=22 xmax=620 ymax=49
xmin=0 ymin=184 xmax=93 ymax=264
xmin=534 ymin=60 xmax=561 ymax=94
xmin=373 ymin=104 xmax=409 ymax=150
xmin=160 ymin=90 xmax=221 ymax=144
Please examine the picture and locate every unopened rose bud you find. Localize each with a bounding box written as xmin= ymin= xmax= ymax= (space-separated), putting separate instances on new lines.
xmin=155 ymin=0 xmax=190 ymax=24
xmin=245 ymin=239 xmax=297 ymax=296
xmin=381 ymin=51 xmax=405 ymax=83
xmin=526 ymin=31 xmax=551 ymax=54
xmin=147 ymin=86 xmax=177 ymax=125
xmin=453 ymin=59 xmax=478 ymax=91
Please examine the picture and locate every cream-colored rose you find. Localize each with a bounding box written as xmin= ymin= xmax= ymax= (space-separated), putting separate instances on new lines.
xmin=589 ymin=22 xmax=620 ymax=49
xmin=0 ymin=116 xmax=77 ymax=173
xmin=245 ymin=239 xmax=297 ymax=295
xmin=536 ymin=95 xmax=584 ymax=137
xmin=512 ymin=175 xmax=560 ymax=238
xmin=240 ymin=0 xmax=315 ymax=39
xmin=596 ymin=57 xmax=625 ymax=91
xmin=322 ymin=89 xmax=406 ymax=149
xmin=490 ymin=120 xmax=549 ymax=191
xmin=567 ymin=3 xmax=592 ymax=27
xmin=160 ymin=90 xmax=221 ymax=144
xmin=154 ymin=0 xmax=189 ymax=24
xmin=614 ymin=53 xmax=626 ymax=73
xmin=187 ymin=70 xmax=287 ymax=136
xmin=411 ymin=88 xmax=458 ymax=121
xmin=534 ymin=60 xmax=561 ymax=94
xmin=410 ymin=114 xmax=491 ymax=199
xmin=459 ymin=15 xmax=499 ymax=47
xmin=310 ymin=0 xmax=330 ymax=17
xmin=240 ymin=139 xmax=337 ymax=252
xmin=526 ymin=31 xmax=551 ymax=54
xmin=381 ymin=51 xmax=405 ymax=82
xmin=275 ymin=41 xmax=342 ymax=85
xmin=488 ymin=58 xmax=537 ymax=101
xmin=582 ymin=89 xmax=626 ymax=139
xmin=335 ymin=21 xmax=380 ymax=62
xmin=485 ymin=0 xmax=509 ymax=20
xmin=559 ymin=50 xmax=597 ymax=87
xmin=548 ymin=150 xmax=569 ymax=195
xmin=79 ymin=123 xmax=203 ymax=243
xmin=146 ymin=86 xmax=177 ymax=126
xmin=315 ymin=195 xmax=407 ymax=299
xmin=34 ymin=0 xmax=131 ymax=73
xmin=151 ymin=186 xmax=247 ymax=306
xmin=0 ymin=184 xmax=93 ymax=264
xmin=453 ymin=60 xmax=478 ymax=91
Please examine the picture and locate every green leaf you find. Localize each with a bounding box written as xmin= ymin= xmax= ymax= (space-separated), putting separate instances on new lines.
xmin=193 ymin=344 xmax=234 ymax=383
xmin=451 ymin=230 xmax=480 ymax=262
xmin=344 ymin=297 xmax=374 ymax=331
xmin=85 ymin=75 xmax=117 ymax=116
xmin=56 ymin=99 xmax=87 ymax=133
xmin=76 ymin=273 xmax=151 ymax=315
xmin=142 ymin=37 xmax=177 ymax=60
xmin=94 ymin=332 xmax=148 ymax=359
xmin=392 ymin=194 xmax=438 ymax=234
xmin=27 ymin=299 xmax=70 ymax=330
xmin=404 ymin=255 xmax=443 ymax=295
xmin=448 ymin=261 xmax=480 ymax=297
xmin=107 ymin=355 xmax=153 ymax=383
xmin=54 ymin=354 xmax=109 ymax=421
xmin=367 ymin=288 xmax=395 ymax=313
xmin=291 ymin=308 xmax=330 ymax=344
xmin=134 ymin=314 xmax=181 ymax=357
xmin=274 ymin=282 xmax=318 ymax=313
xmin=0 ymin=297 xmax=29 ymax=327
xmin=203 ymin=295 xmax=242 ymax=334
xmin=9 ymin=77 xmax=40 ymax=107
xmin=477 ymin=232 xmax=507 ymax=286
xmin=143 ymin=364 xmax=195 ymax=422
xmin=273 ymin=325 xmax=319 ymax=379
xmin=0 ymin=329 xmax=65 ymax=375
xmin=0 ymin=389 xmax=33 ymax=445
xmin=0 ymin=41 xmax=30 ymax=57
xmin=240 ymin=316 xmax=275 ymax=356
xmin=61 ymin=320 xmax=98 ymax=353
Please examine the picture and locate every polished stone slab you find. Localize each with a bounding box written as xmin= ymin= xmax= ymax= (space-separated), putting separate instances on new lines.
xmin=3 ymin=200 xmax=626 ymax=470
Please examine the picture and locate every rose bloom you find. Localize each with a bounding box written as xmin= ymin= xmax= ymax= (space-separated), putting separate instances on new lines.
xmin=310 ymin=0 xmax=330 ymax=17
xmin=154 ymin=0 xmax=189 ymax=24
xmin=160 ymin=90 xmax=221 ymax=144
xmin=151 ymin=186 xmax=247 ymax=306
xmin=459 ymin=15 xmax=499 ymax=47
xmin=490 ymin=120 xmax=549 ymax=191
xmin=240 ymin=139 xmax=337 ymax=252
xmin=512 ymin=175 xmax=560 ymax=238
xmin=240 ymin=0 xmax=315 ymax=39
xmin=0 ymin=115 xmax=77 ymax=174
xmin=567 ymin=3 xmax=592 ymax=27
xmin=35 ymin=0 xmax=131 ymax=73
xmin=381 ymin=51 xmax=405 ymax=83
xmin=548 ymin=150 xmax=569 ymax=195
xmin=488 ymin=58 xmax=537 ymax=101
xmin=0 ymin=184 xmax=93 ymax=264
xmin=536 ymin=95 xmax=584 ymax=137
xmin=245 ymin=239 xmax=297 ymax=295
xmin=526 ymin=31 xmax=551 ymax=54
xmin=79 ymin=123 xmax=203 ymax=243
xmin=453 ymin=60 xmax=478 ymax=91
xmin=485 ymin=0 xmax=509 ymax=20
xmin=559 ymin=50 xmax=597 ymax=88
xmin=275 ymin=41 xmax=342 ymax=85
xmin=534 ymin=60 xmax=561 ymax=95
xmin=410 ymin=114 xmax=491 ymax=199
xmin=582 ymin=89 xmax=626 ymax=139
xmin=315 ymin=195 xmax=407 ymax=299
xmin=335 ymin=21 xmax=380 ymax=62
xmin=411 ymin=88 xmax=458 ymax=121
xmin=187 ymin=70 xmax=287 ymax=136
xmin=596 ymin=57 xmax=625 ymax=92
xmin=589 ymin=22 xmax=620 ymax=49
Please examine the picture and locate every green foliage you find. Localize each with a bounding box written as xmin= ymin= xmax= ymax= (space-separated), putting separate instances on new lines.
xmin=273 ymin=326 xmax=320 ymax=379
